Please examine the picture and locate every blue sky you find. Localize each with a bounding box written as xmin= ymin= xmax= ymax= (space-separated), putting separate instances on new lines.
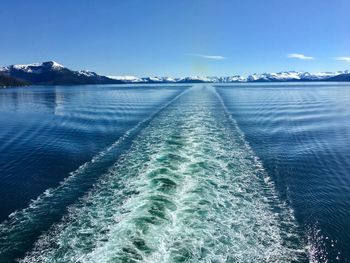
xmin=1 ymin=0 xmax=349 ymax=77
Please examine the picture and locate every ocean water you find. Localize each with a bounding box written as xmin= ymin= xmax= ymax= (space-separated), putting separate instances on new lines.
xmin=0 ymin=83 xmax=349 ymax=262
xmin=216 ymin=83 xmax=350 ymax=262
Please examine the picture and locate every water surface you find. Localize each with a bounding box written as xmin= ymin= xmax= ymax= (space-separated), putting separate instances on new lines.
xmin=0 ymin=83 xmax=349 ymax=262
xmin=217 ymin=82 xmax=350 ymax=261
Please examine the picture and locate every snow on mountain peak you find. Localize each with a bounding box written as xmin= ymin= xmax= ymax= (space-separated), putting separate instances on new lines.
xmin=1 ymin=60 xmax=349 ymax=84
xmin=2 ymin=61 xmax=65 ymax=74
xmin=78 ymin=70 xmax=98 ymax=77
xmin=42 ymin=61 xmax=65 ymax=69
xmin=108 ymin=76 xmax=144 ymax=82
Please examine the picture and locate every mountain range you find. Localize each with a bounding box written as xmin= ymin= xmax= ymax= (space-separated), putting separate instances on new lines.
xmin=0 ymin=61 xmax=349 ymax=86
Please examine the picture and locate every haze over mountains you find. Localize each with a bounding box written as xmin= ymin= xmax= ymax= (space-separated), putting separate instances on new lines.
xmin=0 ymin=61 xmax=349 ymax=86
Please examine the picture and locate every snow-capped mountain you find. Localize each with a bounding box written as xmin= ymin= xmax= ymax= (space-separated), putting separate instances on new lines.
xmin=206 ymin=76 xmax=247 ymax=83
xmin=0 ymin=61 xmax=123 ymax=85
xmin=140 ymin=77 xmax=177 ymax=83
xmin=108 ymin=75 xmax=246 ymax=83
xmin=109 ymin=76 xmax=178 ymax=83
xmin=109 ymin=71 xmax=350 ymax=84
xmin=0 ymin=61 xmax=64 ymax=75
xmin=108 ymin=75 xmax=144 ymax=82
xmin=176 ymin=76 xmax=211 ymax=83
xmin=246 ymin=71 xmax=349 ymax=82
xmin=1 ymin=61 xmax=349 ymax=86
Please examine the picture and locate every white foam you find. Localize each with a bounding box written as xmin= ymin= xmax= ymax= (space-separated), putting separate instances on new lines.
xmin=20 ymin=86 xmax=308 ymax=262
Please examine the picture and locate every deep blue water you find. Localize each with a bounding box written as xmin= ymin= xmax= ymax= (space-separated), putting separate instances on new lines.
xmin=0 ymin=85 xmax=186 ymax=220
xmin=0 ymin=83 xmax=349 ymax=262
xmin=217 ymin=83 xmax=350 ymax=262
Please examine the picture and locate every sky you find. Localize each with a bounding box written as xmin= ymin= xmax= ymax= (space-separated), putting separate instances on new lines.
xmin=1 ymin=0 xmax=350 ymax=77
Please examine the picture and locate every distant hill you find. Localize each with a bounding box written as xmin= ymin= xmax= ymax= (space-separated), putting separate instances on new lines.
xmin=1 ymin=61 xmax=349 ymax=86
xmin=0 ymin=61 xmax=123 ymax=85
xmin=326 ymin=73 xmax=350 ymax=82
xmin=0 ymin=74 xmax=28 ymax=87
xmin=110 ymin=71 xmax=350 ymax=83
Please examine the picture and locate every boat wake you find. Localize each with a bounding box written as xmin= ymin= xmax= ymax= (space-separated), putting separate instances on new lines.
xmin=3 ymin=85 xmax=308 ymax=262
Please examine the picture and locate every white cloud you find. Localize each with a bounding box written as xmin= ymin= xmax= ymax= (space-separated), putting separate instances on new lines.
xmin=287 ymin=53 xmax=314 ymax=60
xmin=333 ymin=57 xmax=350 ymax=62
xmin=188 ymin=54 xmax=226 ymax=60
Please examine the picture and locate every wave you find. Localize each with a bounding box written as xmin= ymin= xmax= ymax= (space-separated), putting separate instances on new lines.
xmin=17 ymin=85 xmax=308 ymax=262
xmin=0 ymin=87 xmax=189 ymax=262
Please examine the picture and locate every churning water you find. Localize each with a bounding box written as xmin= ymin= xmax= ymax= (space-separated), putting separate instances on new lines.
xmin=0 ymin=83 xmax=349 ymax=262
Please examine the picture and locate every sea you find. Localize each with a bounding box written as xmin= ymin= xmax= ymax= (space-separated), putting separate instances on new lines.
xmin=0 ymin=83 xmax=349 ymax=262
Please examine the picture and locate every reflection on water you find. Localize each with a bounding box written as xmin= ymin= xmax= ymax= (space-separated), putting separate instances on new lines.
xmin=217 ymin=82 xmax=350 ymax=262
xmin=0 ymin=85 xmax=187 ymax=221
xmin=0 ymin=83 xmax=349 ymax=262
xmin=1 ymin=85 xmax=308 ymax=262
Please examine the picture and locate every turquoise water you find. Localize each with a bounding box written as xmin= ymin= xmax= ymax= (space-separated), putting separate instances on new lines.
xmin=0 ymin=83 xmax=349 ymax=262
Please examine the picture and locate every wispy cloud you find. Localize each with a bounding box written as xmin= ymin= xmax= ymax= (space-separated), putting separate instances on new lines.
xmin=188 ymin=53 xmax=226 ymax=60
xmin=287 ymin=53 xmax=314 ymax=60
xmin=333 ymin=57 xmax=350 ymax=62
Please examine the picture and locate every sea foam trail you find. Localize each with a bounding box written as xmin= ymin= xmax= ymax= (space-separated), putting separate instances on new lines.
xmin=20 ymin=85 xmax=308 ymax=262
xmin=0 ymin=87 xmax=189 ymax=262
